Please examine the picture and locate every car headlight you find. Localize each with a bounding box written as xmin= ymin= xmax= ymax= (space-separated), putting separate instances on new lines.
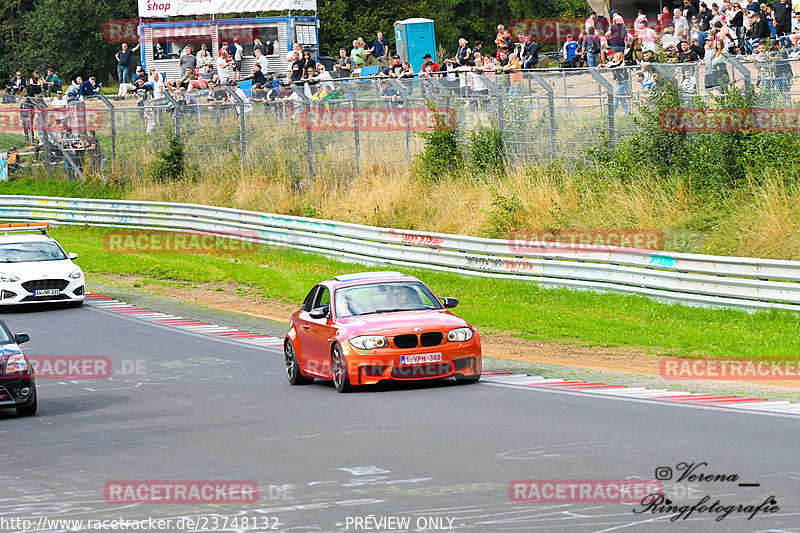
xmin=447 ymin=327 xmax=474 ymax=342
xmin=5 ymin=354 xmax=28 ymax=374
xmin=0 ymin=273 xmax=19 ymax=282
xmin=69 ymin=269 xmax=83 ymax=279
xmin=349 ymin=335 xmax=389 ymax=350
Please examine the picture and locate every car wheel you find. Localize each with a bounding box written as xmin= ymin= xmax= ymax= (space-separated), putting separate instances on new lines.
xmin=455 ymin=374 xmax=481 ymax=384
xmin=16 ymin=389 xmax=37 ymax=416
xmin=332 ymin=344 xmax=352 ymax=393
xmin=285 ymin=340 xmax=313 ymax=385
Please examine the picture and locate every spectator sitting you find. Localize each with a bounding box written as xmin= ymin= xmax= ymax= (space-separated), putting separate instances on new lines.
xmin=561 ymin=34 xmax=580 ymax=67
xmin=250 ymin=83 xmax=268 ymax=102
xmin=379 ymin=80 xmax=400 ymax=107
xmin=79 ymin=76 xmax=100 ymax=98
xmin=43 ymin=68 xmax=61 ymax=97
xmin=382 ymin=55 xmax=404 ymax=77
xmin=522 ymin=35 xmax=539 ymax=68
xmin=66 ymin=77 xmax=82 ymax=97
xmin=50 ymin=89 xmax=68 ymax=107
xmin=8 ymin=71 xmax=26 ymax=95
xmin=245 ymin=63 xmax=268 ymax=87
xmin=309 ymin=63 xmax=334 ymax=92
xmin=311 ymin=83 xmax=329 ymax=101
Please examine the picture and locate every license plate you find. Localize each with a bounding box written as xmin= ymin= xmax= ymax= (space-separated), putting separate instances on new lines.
xmin=34 ymin=289 xmax=60 ymax=297
xmin=401 ymin=353 xmax=442 ymax=365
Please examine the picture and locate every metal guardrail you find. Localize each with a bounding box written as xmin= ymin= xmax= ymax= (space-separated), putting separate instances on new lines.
xmin=2 ymin=194 xmax=800 ymax=313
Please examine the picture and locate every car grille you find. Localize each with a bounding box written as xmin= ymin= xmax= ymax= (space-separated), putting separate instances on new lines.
xmin=22 ymin=279 xmax=70 ymax=292
xmin=21 ymin=294 xmax=70 ymax=302
xmin=391 ymin=362 xmax=453 ymax=379
xmin=392 ymin=332 xmax=444 ymax=349
xmin=393 ymin=334 xmax=418 ymax=349
xmin=420 ymin=332 xmax=443 ymax=347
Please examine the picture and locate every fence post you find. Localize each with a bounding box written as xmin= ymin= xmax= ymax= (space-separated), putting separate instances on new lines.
xmin=590 ymin=70 xmax=616 ymax=148
xmin=98 ymin=95 xmax=116 ymax=163
xmin=163 ymin=92 xmax=181 ymax=144
xmin=223 ymin=86 xmax=247 ymax=169
xmin=529 ymin=72 xmax=558 ymax=159
xmin=387 ymin=79 xmax=411 ymax=165
xmin=30 ymin=100 xmax=53 ymax=179
xmin=305 ymin=101 xmax=314 ymax=177
xmin=726 ymin=54 xmax=753 ymax=94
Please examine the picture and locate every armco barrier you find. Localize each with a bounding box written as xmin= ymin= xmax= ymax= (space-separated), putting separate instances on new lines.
xmin=2 ymin=195 xmax=800 ymax=313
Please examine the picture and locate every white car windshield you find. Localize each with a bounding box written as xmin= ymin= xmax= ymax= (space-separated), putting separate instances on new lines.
xmin=0 ymin=242 xmax=67 ymax=263
xmin=335 ymin=282 xmax=443 ymax=318
xmin=0 ymin=327 xmax=10 ymax=344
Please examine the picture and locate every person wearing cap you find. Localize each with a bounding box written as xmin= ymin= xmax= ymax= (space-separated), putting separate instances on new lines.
xmin=50 ymin=89 xmax=68 ymax=108
xmin=610 ymin=9 xmax=625 ymax=25
xmin=473 ymin=40 xmax=484 ymax=56
xmin=561 ymin=34 xmax=579 ymax=66
xmin=421 ymin=53 xmax=439 ymax=72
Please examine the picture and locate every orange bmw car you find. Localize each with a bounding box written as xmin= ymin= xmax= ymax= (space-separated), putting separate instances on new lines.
xmin=284 ymin=272 xmax=482 ymax=392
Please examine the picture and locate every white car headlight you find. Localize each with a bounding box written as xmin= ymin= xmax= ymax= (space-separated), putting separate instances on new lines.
xmin=5 ymin=354 xmax=28 ymax=373
xmin=69 ymin=269 xmax=83 ymax=279
xmin=447 ymin=327 xmax=474 ymax=342
xmin=349 ymin=335 xmax=389 ymax=350
xmin=0 ymin=273 xmax=19 ymax=282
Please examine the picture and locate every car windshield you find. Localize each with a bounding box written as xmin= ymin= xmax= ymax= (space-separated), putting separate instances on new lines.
xmin=334 ymin=282 xmax=443 ymax=318
xmin=0 ymin=326 xmax=9 ymax=344
xmin=0 ymin=241 xmax=67 ymax=263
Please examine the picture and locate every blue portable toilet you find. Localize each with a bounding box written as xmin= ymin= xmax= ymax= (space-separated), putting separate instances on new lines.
xmin=394 ymin=18 xmax=436 ymax=74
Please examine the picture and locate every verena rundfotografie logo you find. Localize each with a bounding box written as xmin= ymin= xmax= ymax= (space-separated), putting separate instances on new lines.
xmin=104 ymin=480 xmax=259 ymax=504
xmin=0 ymin=108 xmax=103 ymax=133
xmin=509 ymin=229 xmax=664 ymax=253
xmin=300 ymin=107 xmax=455 ymax=132
xmin=104 ymin=230 xmax=261 ymax=254
xmin=660 ymin=109 xmax=800 ymax=133
xmin=660 ymin=357 xmax=800 ymax=380
xmin=510 ymin=479 xmax=663 ymax=503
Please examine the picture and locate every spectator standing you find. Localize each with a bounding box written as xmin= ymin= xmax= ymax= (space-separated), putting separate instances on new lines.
xmin=607 ymin=10 xmax=627 ymax=53
xmin=582 ymin=27 xmax=602 ymax=66
xmin=254 ymin=48 xmax=269 ymax=75
xmin=217 ymin=50 xmax=233 ymax=85
xmin=455 ymin=38 xmax=472 ymax=65
xmin=232 ymin=37 xmax=244 ymax=80
xmin=43 ymin=68 xmax=61 ymax=97
xmin=698 ymin=3 xmax=713 ymax=46
xmin=369 ymin=32 xmax=389 ymax=65
xmin=751 ymin=12 xmax=771 ymax=47
xmin=253 ymin=38 xmax=267 ymax=57
xmin=115 ymin=42 xmax=140 ymax=84
xmin=179 ymin=46 xmax=197 ymax=77
xmin=586 ymin=12 xmax=597 ymax=31
xmin=684 ymin=0 xmax=699 ymax=20
xmin=635 ymin=9 xmax=648 ymax=28
xmin=729 ymin=4 xmax=745 ymax=51
xmin=290 ymin=52 xmax=303 ymax=82
xmin=605 ymin=51 xmax=630 ymax=112
xmin=351 ymin=40 xmax=366 ymax=72
xmin=660 ymin=6 xmax=674 ymax=30
xmin=299 ymin=50 xmax=316 ymax=79
xmin=674 ymin=8 xmax=690 ymax=39
xmin=334 ymin=48 xmax=353 ymax=78
xmin=773 ymin=0 xmax=792 ymax=36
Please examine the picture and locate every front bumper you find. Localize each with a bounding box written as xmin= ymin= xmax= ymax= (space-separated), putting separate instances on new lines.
xmin=0 ymin=378 xmax=36 ymax=408
xmin=0 ymin=277 xmax=85 ymax=305
xmin=342 ymin=340 xmax=482 ymax=385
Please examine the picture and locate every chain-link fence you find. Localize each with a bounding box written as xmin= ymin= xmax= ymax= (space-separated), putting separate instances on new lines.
xmin=2 ymin=52 xmax=799 ymax=180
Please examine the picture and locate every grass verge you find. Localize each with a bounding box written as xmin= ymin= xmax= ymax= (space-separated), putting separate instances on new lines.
xmin=51 ymin=225 xmax=800 ymax=362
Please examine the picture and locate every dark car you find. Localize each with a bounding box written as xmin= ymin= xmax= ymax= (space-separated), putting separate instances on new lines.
xmin=0 ymin=320 xmax=36 ymax=416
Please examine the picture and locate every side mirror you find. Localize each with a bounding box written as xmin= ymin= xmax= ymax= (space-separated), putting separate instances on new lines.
xmin=309 ymin=306 xmax=330 ymax=319
xmin=14 ymin=333 xmax=30 ymax=345
xmin=68 ymin=252 xmax=78 ymax=260
xmin=440 ymin=297 xmax=459 ymax=309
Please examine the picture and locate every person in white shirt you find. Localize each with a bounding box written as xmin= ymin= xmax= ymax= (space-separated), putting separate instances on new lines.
xmin=309 ymin=64 xmax=334 ymax=92
xmin=150 ymin=72 xmax=164 ymax=99
xmin=217 ymin=50 xmax=232 ymax=85
xmin=196 ymin=43 xmax=213 ymax=71
xmin=585 ymin=12 xmax=597 ymax=31
xmin=635 ymin=9 xmax=648 ymax=28
xmin=50 ymin=90 xmax=68 ymax=107
xmin=286 ymin=43 xmax=302 ymax=74
xmin=638 ymin=22 xmax=658 ymax=51
xmin=254 ymin=48 xmax=269 ymax=75
xmin=229 ymin=81 xmax=252 ymax=113
xmin=674 ymin=8 xmax=690 ymax=38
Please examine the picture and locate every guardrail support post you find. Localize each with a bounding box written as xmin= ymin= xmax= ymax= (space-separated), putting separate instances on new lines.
xmin=528 ymin=72 xmax=558 ymax=159
xmin=590 ymin=70 xmax=616 ymax=148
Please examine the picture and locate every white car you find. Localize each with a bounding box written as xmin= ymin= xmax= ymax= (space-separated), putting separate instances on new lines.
xmin=0 ymin=223 xmax=85 ymax=306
